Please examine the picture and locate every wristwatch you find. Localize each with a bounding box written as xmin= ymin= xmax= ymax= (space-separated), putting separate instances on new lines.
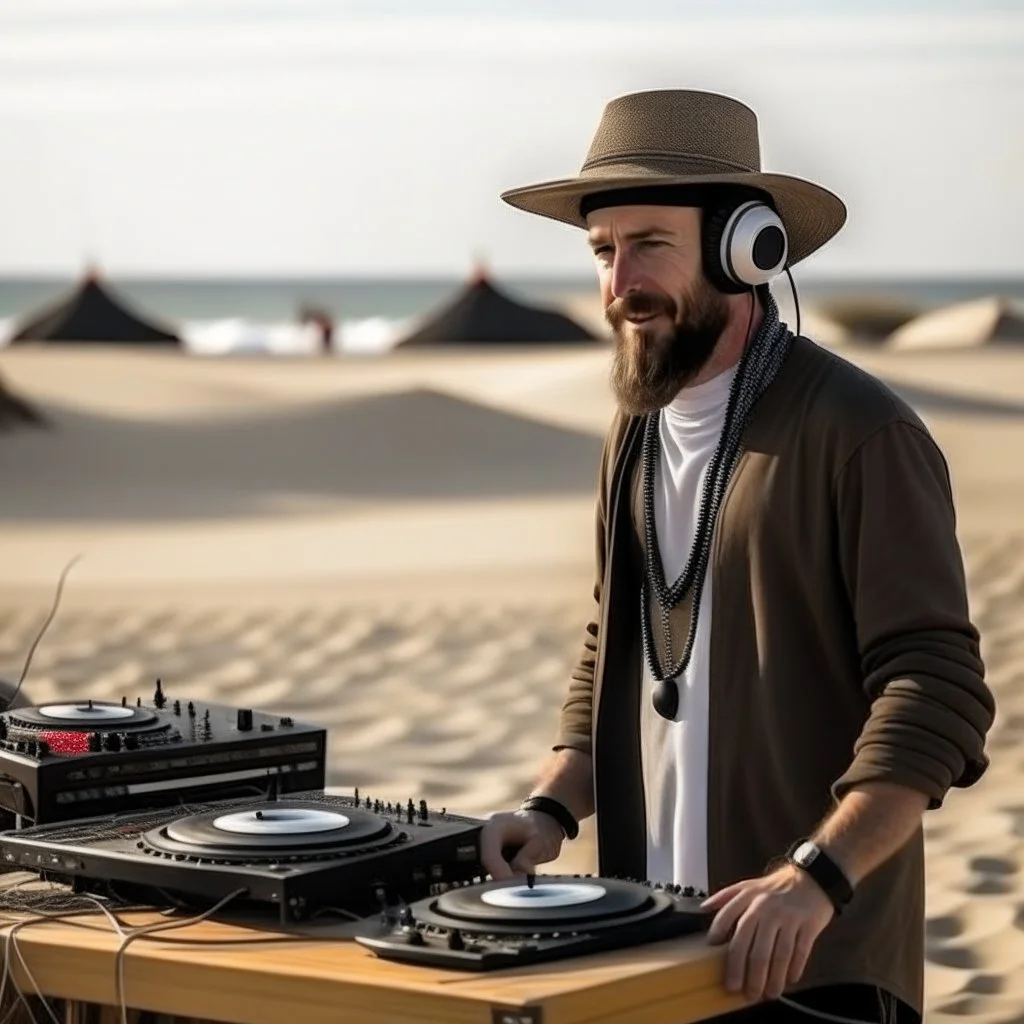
xmin=786 ymin=839 xmax=854 ymax=914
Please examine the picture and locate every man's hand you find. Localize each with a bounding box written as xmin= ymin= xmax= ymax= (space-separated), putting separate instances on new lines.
xmin=701 ymin=864 xmax=835 ymax=1003
xmin=479 ymin=809 xmax=565 ymax=879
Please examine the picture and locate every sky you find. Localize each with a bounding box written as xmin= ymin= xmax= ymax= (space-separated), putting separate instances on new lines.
xmin=0 ymin=0 xmax=1020 ymax=279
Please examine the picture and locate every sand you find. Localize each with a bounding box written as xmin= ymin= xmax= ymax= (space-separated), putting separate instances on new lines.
xmin=1 ymin=339 xmax=1023 ymax=1020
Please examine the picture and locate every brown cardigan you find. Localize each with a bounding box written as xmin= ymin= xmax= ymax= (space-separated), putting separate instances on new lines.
xmin=556 ymin=335 xmax=995 ymax=1015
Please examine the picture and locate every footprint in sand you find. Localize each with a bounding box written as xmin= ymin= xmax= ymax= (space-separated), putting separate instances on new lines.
xmin=965 ymin=854 xmax=1020 ymax=895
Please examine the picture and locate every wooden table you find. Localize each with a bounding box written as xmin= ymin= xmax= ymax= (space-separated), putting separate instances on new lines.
xmin=0 ymin=895 xmax=750 ymax=1024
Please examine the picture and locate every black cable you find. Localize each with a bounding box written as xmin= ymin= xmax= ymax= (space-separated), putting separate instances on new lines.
xmin=785 ymin=266 xmax=802 ymax=338
xmin=8 ymin=555 xmax=83 ymax=709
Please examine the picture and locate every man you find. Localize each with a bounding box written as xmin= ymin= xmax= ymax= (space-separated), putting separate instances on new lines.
xmin=479 ymin=89 xmax=995 ymax=1023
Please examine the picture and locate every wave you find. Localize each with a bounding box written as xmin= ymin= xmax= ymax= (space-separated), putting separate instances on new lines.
xmin=0 ymin=315 xmax=414 ymax=355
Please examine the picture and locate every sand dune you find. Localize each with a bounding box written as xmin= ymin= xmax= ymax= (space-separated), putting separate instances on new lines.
xmin=0 ymin=387 xmax=603 ymax=522
xmin=2 ymin=342 xmax=1024 ymax=1019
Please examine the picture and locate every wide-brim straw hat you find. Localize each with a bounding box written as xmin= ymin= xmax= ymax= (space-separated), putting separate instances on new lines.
xmin=501 ymin=89 xmax=846 ymax=268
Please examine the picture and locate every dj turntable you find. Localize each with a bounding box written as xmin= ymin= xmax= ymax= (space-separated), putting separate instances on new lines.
xmin=356 ymin=875 xmax=712 ymax=970
xmin=0 ymin=790 xmax=485 ymax=923
xmin=0 ymin=681 xmax=326 ymax=826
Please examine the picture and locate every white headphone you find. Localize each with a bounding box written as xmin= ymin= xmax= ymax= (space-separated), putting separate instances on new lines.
xmin=704 ymin=199 xmax=789 ymax=293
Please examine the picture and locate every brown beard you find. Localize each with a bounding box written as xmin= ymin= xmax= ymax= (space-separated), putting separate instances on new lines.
xmin=606 ymin=278 xmax=730 ymax=416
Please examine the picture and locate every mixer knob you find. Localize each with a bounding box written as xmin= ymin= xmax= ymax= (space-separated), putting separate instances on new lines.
xmin=398 ymin=906 xmax=414 ymax=927
xmin=121 ymin=696 xmax=128 ymax=708
xmin=187 ymin=702 xmax=196 ymax=717
xmin=123 ymin=734 xmax=139 ymax=751
xmin=279 ymin=716 xmax=294 ymax=728
xmin=173 ymin=700 xmax=181 ymax=716
xmin=87 ymin=732 xmax=102 ymax=752
xmin=25 ymin=741 xmax=37 ymax=757
xmin=102 ymin=732 xmax=122 ymax=752
xmin=153 ymin=679 xmax=166 ymax=710
xmin=418 ymin=800 xmax=428 ymax=822
xmin=407 ymin=799 xmax=415 ymax=824
xmin=136 ymin=697 xmax=142 ymax=707
xmin=236 ymin=709 xmax=253 ymax=732
xmin=447 ymin=929 xmax=465 ymax=951
xmin=35 ymin=740 xmax=49 ymax=757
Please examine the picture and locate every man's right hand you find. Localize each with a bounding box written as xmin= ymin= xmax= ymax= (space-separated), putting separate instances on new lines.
xmin=480 ymin=808 xmax=566 ymax=880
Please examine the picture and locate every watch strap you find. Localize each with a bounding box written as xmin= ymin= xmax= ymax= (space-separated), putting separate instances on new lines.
xmin=519 ymin=795 xmax=579 ymax=840
xmin=786 ymin=839 xmax=853 ymax=914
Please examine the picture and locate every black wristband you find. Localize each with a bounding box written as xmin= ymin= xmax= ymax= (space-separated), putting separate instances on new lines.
xmin=786 ymin=839 xmax=853 ymax=915
xmin=519 ymin=796 xmax=579 ymax=840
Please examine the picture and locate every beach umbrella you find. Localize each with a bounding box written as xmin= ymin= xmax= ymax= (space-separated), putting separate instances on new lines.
xmin=394 ymin=267 xmax=597 ymax=347
xmin=9 ymin=270 xmax=181 ymax=346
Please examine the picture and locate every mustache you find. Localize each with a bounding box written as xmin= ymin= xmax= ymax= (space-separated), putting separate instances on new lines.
xmin=605 ymin=291 xmax=677 ymax=328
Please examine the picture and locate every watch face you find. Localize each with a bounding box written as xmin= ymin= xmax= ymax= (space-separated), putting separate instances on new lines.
xmin=794 ymin=841 xmax=819 ymax=867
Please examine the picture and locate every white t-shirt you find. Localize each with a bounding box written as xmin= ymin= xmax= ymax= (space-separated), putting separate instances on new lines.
xmin=641 ymin=364 xmax=737 ymax=892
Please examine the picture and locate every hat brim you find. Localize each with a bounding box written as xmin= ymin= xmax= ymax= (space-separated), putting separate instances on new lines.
xmin=501 ymin=170 xmax=846 ymax=268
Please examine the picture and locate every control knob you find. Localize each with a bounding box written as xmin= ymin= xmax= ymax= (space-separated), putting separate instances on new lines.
xmin=236 ymin=709 xmax=253 ymax=732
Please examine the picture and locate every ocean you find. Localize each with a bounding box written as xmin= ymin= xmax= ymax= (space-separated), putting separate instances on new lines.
xmin=1 ymin=274 xmax=1021 ymax=354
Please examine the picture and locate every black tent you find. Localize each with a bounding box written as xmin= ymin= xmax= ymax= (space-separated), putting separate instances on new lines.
xmin=395 ymin=271 xmax=598 ymax=347
xmin=9 ymin=273 xmax=181 ymax=346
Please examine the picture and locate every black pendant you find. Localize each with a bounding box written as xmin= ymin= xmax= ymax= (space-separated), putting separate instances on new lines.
xmin=652 ymin=678 xmax=679 ymax=721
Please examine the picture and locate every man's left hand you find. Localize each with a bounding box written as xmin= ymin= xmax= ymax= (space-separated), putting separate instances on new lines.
xmin=701 ymin=864 xmax=835 ymax=1003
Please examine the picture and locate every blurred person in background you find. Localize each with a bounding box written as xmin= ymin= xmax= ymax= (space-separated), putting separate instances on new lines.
xmin=481 ymin=89 xmax=995 ymax=1024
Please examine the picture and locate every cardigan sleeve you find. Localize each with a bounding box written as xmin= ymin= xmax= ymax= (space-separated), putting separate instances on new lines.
xmin=831 ymin=418 xmax=995 ymax=808
xmin=553 ymin=413 xmax=624 ymax=755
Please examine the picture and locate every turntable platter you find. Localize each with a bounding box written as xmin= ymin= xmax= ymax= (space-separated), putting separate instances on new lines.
xmin=10 ymin=702 xmax=161 ymax=732
xmin=427 ymin=876 xmax=668 ymax=932
xmin=211 ymin=807 xmax=350 ymax=836
xmin=142 ymin=800 xmax=397 ymax=861
xmin=38 ymin=704 xmax=137 ymax=723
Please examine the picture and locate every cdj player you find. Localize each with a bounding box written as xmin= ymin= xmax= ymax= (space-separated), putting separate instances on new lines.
xmin=0 ymin=679 xmax=326 ymax=826
xmin=0 ymin=791 xmax=485 ymax=923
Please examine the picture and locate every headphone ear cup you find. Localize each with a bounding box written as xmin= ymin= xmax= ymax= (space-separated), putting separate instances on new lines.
xmin=701 ymin=204 xmax=747 ymax=294
xmin=702 ymin=200 xmax=789 ymax=292
xmin=727 ymin=202 xmax=789 ymax=288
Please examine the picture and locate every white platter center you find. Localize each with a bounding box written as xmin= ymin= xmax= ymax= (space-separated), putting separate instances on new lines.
xmin=481 ymin=882 xmax=607 ymax=909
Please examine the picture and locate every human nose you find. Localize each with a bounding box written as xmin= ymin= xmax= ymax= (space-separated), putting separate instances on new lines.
xmin=609 ymin=250 xmax=643 ymax=301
